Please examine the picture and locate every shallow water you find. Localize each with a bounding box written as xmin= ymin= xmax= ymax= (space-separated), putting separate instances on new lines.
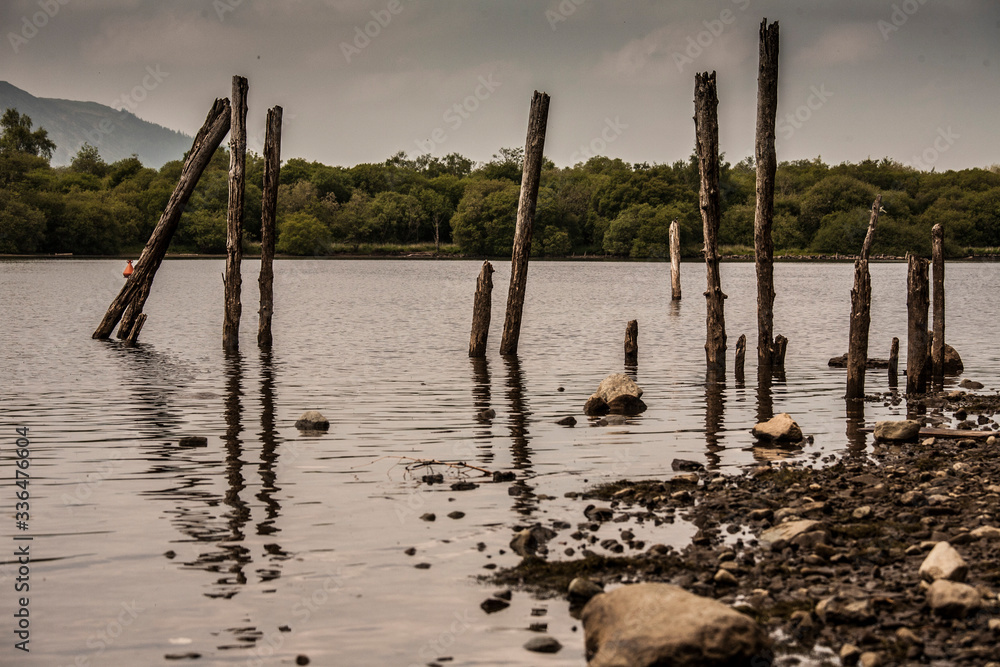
xmin=1 ymin=258 xmax=997 ymax=665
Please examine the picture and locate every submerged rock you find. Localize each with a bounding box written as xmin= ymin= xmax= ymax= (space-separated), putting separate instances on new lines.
xmin=584 ymin=373 xmax=646 ymax=416
xmin=751 ymin=413 xmax=803 ymax=444
xmin=581 ymin=583 xmax=768 ymax=667
xmin=828 ymin=354 xmax=889 ymax=369
xmin=295 ymin=410 xmax=329 ymax=430
xmin=510 ymin=524 xmax=557 ymax=557
xmin=555 ymin=415 xmax=577 ymax=426
xmin=873 ymin=419 xmax=921 ymax=442
xmin=524 ymin=636 xmax=562 ymax=654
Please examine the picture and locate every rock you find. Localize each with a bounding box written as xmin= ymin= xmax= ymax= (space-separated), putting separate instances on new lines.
xmin=873 ymin=420 xmax=921 ymax=442
xmin=859 ymin=652 xmax=880 ymax=667
xmin=584 ymin=505 xmax=614 ymax=522
xmin=713 ymin=569 xmax=738 ymax=586
xmin=476 ymin=408 xmax=496 ymax=421
xmin=582 ymin=583 xmax=769 ymax=667
xmin=751 ymin=413 xmax=803 ymax=443
xmin=900 ymin=490 xmax=925 ymax=506
xmin=989 ymin=618 xmax=1000 ymax=632
xmin=597 ymin=414 xmax=627 ymax=426
xmin=524 ymin=636 xmax=562 ymax=654
xmin=758 ymin=519 xmax=824 ymax=550
xmin=840 ymin=643 xmax=862 ymax=666
xmin=480 ymin=598 xmax=510 ymax=614
xmin=296 ymin=656 xmax=310 ymax=666
xmin=943 ymin=345 xmax=963 ymax=374
xmin=447 ymin=511 xmax=465 ymax=520
xmin=852 ymin=505 xmax=873 ymax=520
xmin=919 ymin=541 xmax=968 ymax=582
xmin=828 ymin=354 xmax=889 ymax=369
xmin=510 ymin=524 xmax=557 ymax=557
xmin=816 ymin=596 xmax=875 ymax=625
xmin=895 ymin=627 xmax=923 ymax=646
xmin=294 ymin=410 xmax=329 ymax=431
xmin=177 ymin=436 xmax=208 ymax=447
xmin=568 ymin=577 xmax=604 ymax=602
xmin=927 ymin=579 xmax=981 ymax=617
xmin=971 ymin=525 xmax=1000 ymax=541
xmin=419 ymin=513 xmax=436 ymax=522
xmin=960 ymin=379 xmax=984 ymax=390
xmin=671 ymin=458 xmax=704 ymax=472
xmin=555 ymin=415 xmax=577 ymax=426
xmin=584 ymin=373 xmax=646 ymax=416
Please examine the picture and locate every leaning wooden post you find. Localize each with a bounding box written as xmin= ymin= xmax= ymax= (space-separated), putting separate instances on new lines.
xmin=669 ymin=219 xmax=681 ymax=300
xmin=754 ymin=18 xmax=780 ymax=373
xmin=499 ymin=90 xmax=550 ymax=356
xmin=624 ymin=320 xmax=638 ymax=366
xmin=931 ymin=223 xmax=945 ymax=384
xmin=906 ymin=253 xmax=931 ymax=395
xmin=469 ymin=260 xmax=494 ymax=357
xmin=93 ymin=98 xmax=232 ymax=339
xmin=123 ymin=313 xmax=146 ymax=347
xmin=694 ymin=71 xmax=726 ymax=375
xmin=258 ymin=105 xmax=282 ymax=349
xmin=845 ymin=195 xmax=882 ymax=401
xmin=223 ymin=75 xmax=248 ymax=353
xmin=734 ymin=334 xmax=747 ymax=385
xmin=888 ymin=336 xmax=899 ymax=388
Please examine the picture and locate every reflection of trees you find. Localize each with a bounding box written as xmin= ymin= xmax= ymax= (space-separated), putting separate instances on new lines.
xmin=703 ymin=369 xmax=724 ymax=469
xmin=470 ymin=357 xmax=494 ymax=465
xmin=504 ymin=355 xmax=537 ymax=516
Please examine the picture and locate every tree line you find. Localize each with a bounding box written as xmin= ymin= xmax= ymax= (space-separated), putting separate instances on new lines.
xmin=2 ymin=107 xmax=999 ymax=258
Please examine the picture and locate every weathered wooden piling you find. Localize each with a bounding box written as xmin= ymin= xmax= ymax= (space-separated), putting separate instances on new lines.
xmin=257 ymin=105 xmax=282 ymax=349
xmin=907 ymin=253 xmax=930 ymax=395
xmin=773 ymin=334 xmax=787 ymax=369
xmin=754 ymin=18 xmax=780 ymax=373
xmin=223 ymin=75 xmax=248 ymax=353
xmin=694 ymin=71 xmax=726 ymax=375
xmin=888 ymin=337 xmax=899 ymax=388
xmin=500 ymin=91 xmax=550 ymax=356
xmin=845 ymin=195 xmax=882 ymax=401
xmin=734 ymin=334 xmax=747 ymax=385
xmin=123 ymin=313 xmax=146 ymax=347
xmin=669 ymin=219 xmax=681 ymax=300
xmin=469 ymin=260 xmax=495 ymax=357
xmin=93 ymin=98 xmax=232 ymax=340
xmin=624 ymin=320 xmax=638 ymax=366
xmin=931 ymin=223 xmax=945 ymax=384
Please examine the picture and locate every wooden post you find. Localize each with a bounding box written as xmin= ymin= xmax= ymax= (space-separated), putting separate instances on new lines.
xmin=888 ymin=337 xmax=899 ymax=387
xmin=469 ymin=260 xmax=494 ymax=357
xmin=845 ymin=195 xmax=882 ymax=401
xmin=223 ymin=75 xmax=248 ymax=353
xmin=93 ymin=98 xmax=232 ymax=339
xmin=669 ymin=219 xmax=681 ymax=300
xmin=773 ymin=334 xmax=787 ymax=369
xmin=258 ymin=105 xmax=282 ymax=349
xmin=500 ymin=91 xmax=550 ymax=356
xmin=694 ymin=71 xmax=726 ymax=375
xmin=123 ymin=313 xmax=146 ymax=347
xmin=907 ymin=253 xmax=930 ymax=395
xmin=754 ymin=19 xmax=779 ymax=373
xmin=624 ymin=320 xmax=638 ymax=366
xmin=734 ymin=334 xmax=746 ymax=385
xmin=931 ymin=223 xmax=945 ymax=384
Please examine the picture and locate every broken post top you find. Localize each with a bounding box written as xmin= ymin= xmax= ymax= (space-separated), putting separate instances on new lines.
xmin=859 ymin=194 xmax=882 ymax=262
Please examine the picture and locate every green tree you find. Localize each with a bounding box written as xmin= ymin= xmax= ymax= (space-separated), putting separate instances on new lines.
xmin=277 ymin=212 xmax=330 ymax=255
xmin=0 ymin=109 xmax=56 ymax=159
xmin=70 ymin=143 xmax=108 ymax=177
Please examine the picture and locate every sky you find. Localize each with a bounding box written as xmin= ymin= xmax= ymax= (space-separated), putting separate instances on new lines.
xmin=2 ymin=0 xmax=999 ymax=171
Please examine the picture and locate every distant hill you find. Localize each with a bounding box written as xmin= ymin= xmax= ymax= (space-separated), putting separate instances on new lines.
xmin=0 ymin=81 xmax=192 ymax=169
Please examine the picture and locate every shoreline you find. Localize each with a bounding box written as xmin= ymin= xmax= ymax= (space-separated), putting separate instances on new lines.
xmin=488 ymin=392 xmax=1000 ymax=666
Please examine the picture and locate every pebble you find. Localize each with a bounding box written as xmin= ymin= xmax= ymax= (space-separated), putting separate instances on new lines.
xmin=840 ymin=643 xmax=862 ymax=666
xmin=480 ymin=598 xmax=509 ymax=614
xmin=420 ymin=513 xmax=436 ymax=522
xmin=523 ymin=636 xmax=562 ymax=653
xmin=447 ymin=511 xmax=465 ymax=520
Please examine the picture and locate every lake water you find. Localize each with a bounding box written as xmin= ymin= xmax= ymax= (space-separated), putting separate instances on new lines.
xmin=1 ymin=258 xmax=998 ymax=666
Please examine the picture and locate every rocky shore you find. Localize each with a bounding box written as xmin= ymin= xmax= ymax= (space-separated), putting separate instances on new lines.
xmin=488 ymin=393 xmax=1000 ymax=666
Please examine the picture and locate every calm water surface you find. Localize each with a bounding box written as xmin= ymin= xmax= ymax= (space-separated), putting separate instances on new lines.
xmin=1 ymin=259 xmax=998 ymax=666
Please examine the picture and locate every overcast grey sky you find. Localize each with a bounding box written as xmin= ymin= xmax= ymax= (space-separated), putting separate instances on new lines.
xmin=3 ymin=0 xmax=998 ymax=170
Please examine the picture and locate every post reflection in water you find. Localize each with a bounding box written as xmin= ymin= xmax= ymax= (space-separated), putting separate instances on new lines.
xmin=256 ymin=350 xmax=289 ymax=578
xmin=845 ymin=399 xmax=868 ymax=455
xmin=470 ymin=356 xmax=494 ymax=465
xmin=215 ymin=351 xmax=251 ymax=599
xmin=504 ymin=355 xmax=537 ymax=516
xmin=703 ymin=369 xmax=724 ymax=469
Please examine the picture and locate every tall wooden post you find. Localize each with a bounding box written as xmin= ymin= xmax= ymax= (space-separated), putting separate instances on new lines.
xmin=624 ymin=320 xmax=638 ymax=366
xmin=734 ymin=334 xmax=747 ymax=385
xmin=754 ymin=19 xmax=779 ymax=373
xmin=500 ymin=91 xmax=550 ymax=356
xmin=93 ymin=98 xmax=232 ymax=339
xmin=469 ymin=260 xmax=494 ymax=357
xmin=845 ymin=196 xmax=882 ymax=401
xmin=931 ymin=224 xmax=945 ymax=384
xmin=907 ymin=253 xmax=930 ymax=395
xmin=258 ymin=105 xmax=282 ymax=349
xmin=223 ymin=75 xmax=248 ymax=353
xmin=694 ymin=71 xmax=726 ymax=375
xmin=669 ymin=219 xmax=681 ymax=300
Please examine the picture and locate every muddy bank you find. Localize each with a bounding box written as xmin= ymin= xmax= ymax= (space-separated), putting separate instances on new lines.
xmin=488 ymin=395 xmax=1000 ymax=666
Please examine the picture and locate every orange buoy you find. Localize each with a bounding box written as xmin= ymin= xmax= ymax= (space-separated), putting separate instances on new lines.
xmin=123 ymin=259 xmax=134 ymax=278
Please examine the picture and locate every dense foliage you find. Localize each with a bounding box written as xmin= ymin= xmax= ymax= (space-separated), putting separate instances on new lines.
xmin=2 ymin=107 xmax=999 ymax=257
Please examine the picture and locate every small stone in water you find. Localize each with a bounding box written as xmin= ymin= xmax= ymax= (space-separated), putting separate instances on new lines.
xmin=404 ymin=547 xmax=416 ymax=556
xmin=420 ymin=513 xmax=436 ymax=522
xmin=524 ymin=636 xmax=562 ymax=653
xmin=296 ymin=656 xmax=310 ymax=666
xmin=414 ymin=562 xmax=431 ymax=569
xmin=447 ymin=511 xmax=465 ymax=520
xmin=480 ymin=598 xmax=509 ymax=614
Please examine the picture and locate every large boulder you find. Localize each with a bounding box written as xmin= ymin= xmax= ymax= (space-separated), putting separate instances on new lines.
xmin=751 ymin=413 xmax=803 ymax=444
xmin=927 ymin=579 xmax=981 ymax=618
xmin=584 ymin=374 xmax=646 ymax=416
xmin=943 ymin=344 xmax=963 ymax=375
xmin=582 ymin=583 xmax=769 ymax=667
xmin=919 ymin=541 xmax=967 ymax=582
xmin=873 ymin=420 xmax=921 ymax=442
